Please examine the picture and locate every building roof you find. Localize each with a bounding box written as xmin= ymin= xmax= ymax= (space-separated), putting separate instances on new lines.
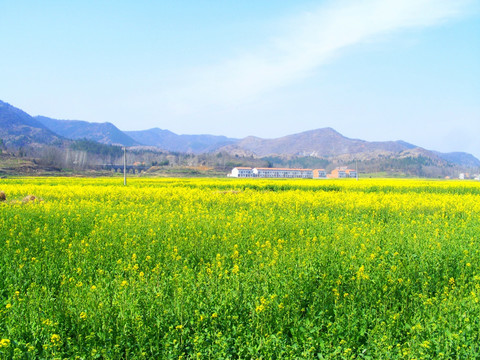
xmin=234 ymin=167 xmax=253 ymax=170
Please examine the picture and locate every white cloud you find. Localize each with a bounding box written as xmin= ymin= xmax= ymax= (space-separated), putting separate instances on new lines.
xmin=161 ymin=0 xmax=474 ymax=114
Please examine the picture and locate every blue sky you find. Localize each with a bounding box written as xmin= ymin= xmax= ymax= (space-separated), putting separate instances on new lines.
xmin=1 ymin=0 xmax=479 ymax=158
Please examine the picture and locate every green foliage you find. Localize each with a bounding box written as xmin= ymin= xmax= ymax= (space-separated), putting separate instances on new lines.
xmin=151 ymin=160 xmax=169 ymax=166
xmin=70 ymin=139 xmax=123 ymax=158
xmin=1 ymin=178 xmax=480 ymax=358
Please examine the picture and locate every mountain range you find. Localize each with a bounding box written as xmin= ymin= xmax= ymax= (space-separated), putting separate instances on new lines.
xmin=218 ymin=128 xmax=417 ymax=158
xmin=1 ymin=99 xmax=479 ymax=168
xmin=0 ymin=100 xmax=64 ymax=147
xmin=35 ymin=116 xmax=139 ymax=146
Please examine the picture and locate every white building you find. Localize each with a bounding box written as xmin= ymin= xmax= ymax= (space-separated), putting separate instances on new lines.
xmin=229 ymin=167 xmax=331 ymax=179
xmin=252 ymin=168 xmax=313 ymax=178
xmin=229 ymin=167 xmax=254 ymax=177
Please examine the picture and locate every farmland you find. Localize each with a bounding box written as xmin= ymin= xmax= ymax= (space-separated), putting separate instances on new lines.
xmin=1 ymin=177 xmax=480 ymax=359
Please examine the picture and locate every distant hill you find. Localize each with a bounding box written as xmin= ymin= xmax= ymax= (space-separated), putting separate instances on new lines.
xmin=36 ymin=116 xmax=139 ymax=146
xmin=125 ymin=128 xmax=237 ymax=154
xmin=0 ymin=100 xmax=63 ymax=147
xmin=218 ymin=128 xmax=417 ymax=158
xmin=434 ymin=151 xmax=480 ymax=168
xmin=217 ymin=128 xmax=480 ymax=169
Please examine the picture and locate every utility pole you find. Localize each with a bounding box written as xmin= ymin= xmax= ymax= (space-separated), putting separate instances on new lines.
xmin=123 ymin=147 xmax=127 ymax=186
xmin=356 ymin=159 xmax=359 ymax=181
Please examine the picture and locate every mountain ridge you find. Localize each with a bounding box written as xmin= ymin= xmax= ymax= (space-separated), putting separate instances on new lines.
xmin=219 ymin=127 xmax=418 ymax=158
xmin=35 ymin=116 xmax=139 ymax=146
xmin=1 ymin=99 xmax=479 ymax=168
xmin=125 ymin=128 xmax=238 ymax=154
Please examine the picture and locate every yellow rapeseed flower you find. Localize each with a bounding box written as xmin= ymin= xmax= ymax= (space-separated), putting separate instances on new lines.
xmin=255 ymin=304 xmax=265 ymax=313
xmin=420 ymin=340 xmax=431 ymax=349
xmin=50 ymin=334 xmax=60 ymax=344
xmin=356 ymin=265 xmax=369 ymax=280
xmin=0 ymin=339 xmax=10 ymax=348
xmin=232 ymin=264 xmax=239 ymax=274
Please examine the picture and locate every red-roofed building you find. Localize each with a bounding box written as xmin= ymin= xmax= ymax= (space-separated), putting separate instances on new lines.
xmin=330 ymin=167 xmax=357 ymax=178
xmin=345 ymin=169 xmax=357 ymax=178
xmin=330 ymin=168 xmax=347 ymax=178
xmin=313 ymin=169 xmax=327 ymax=178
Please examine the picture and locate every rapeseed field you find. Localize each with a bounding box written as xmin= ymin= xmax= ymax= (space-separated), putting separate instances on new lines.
xmin=1 ymin=177 xmax=480 ymax=359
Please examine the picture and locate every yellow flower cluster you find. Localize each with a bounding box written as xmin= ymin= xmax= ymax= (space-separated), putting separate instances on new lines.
xmin=0 ymin=339 xmax=10 ymax=348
